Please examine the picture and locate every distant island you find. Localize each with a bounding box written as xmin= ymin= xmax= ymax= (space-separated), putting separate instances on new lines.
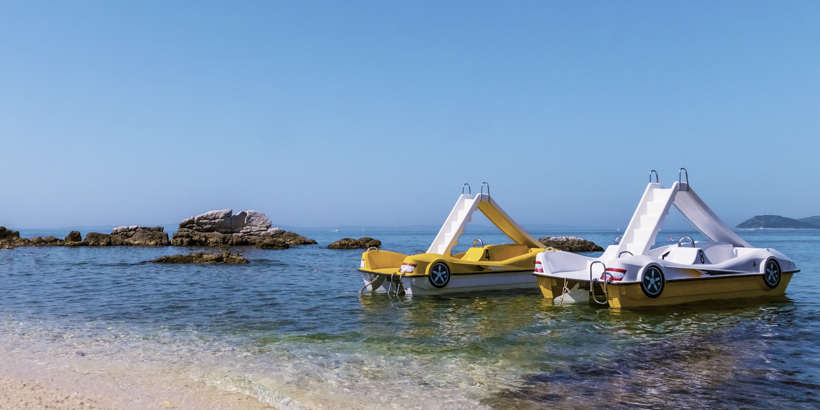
xmin=736 ymin=215 xmax=820 ymax=229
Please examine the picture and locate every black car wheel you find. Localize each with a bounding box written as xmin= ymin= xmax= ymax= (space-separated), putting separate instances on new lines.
xmin=429 ymin=262 xmax=451 ymax=288
xmin=641 ymin=265 xmax=665 ymax=298
xmin=763 ymin=259 xmax=781 ymax=289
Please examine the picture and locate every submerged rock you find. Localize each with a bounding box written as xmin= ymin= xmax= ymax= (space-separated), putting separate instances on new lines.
xmin=538 ymin=236 xmax=603 ymax=253
xmin=327 ymin=237 xmax=381 ymax=250
xmin=149 ymin=251 xmax=249 ymax=264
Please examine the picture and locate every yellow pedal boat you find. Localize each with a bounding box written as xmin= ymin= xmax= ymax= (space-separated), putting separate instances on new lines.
xmin=359 ymin=183 xmax=545 ymax=296
xmin=533 ymin=169 xmax=799 ymax=308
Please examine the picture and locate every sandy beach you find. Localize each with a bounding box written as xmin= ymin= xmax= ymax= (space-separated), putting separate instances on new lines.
xmin=0 ymin=352 xmax=272 ymax=410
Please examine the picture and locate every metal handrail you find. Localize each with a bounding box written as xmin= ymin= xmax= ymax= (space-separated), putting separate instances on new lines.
xmin=589 ymin=261 xmax=608 ymax=305
xmin=614 ymin=235 xmax=622 ymax=245
xmin=410 ymin=249 xmax=425 ymax=255
xmin=649 ymin=170 xmax=659 ymax=183
xmin=462 ymin=183 xmax=471 ymax=194
xmin=678 ymin=236 xmax=694 ymax=247
xmin=366 ymin=247 xmax=379 ymax=252
xmin=679 ymin=168 xmax=689 ymax=191
xmin=619 ymin=251 xmax=633 ymax=258
xmin=480 ymin=182 xmax=490 ymax=198
xmin=473 ymin=239 xmax=484 ymax=248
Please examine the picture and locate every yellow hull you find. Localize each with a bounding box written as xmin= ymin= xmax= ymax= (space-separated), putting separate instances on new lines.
xmin=536 ymin=273 xmax=793 ymax=308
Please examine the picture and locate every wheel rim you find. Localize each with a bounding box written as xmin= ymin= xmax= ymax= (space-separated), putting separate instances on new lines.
xmin=430 ymin=263 xmax=450 ymax=288
xmin=642 ymin=266 xmax=664 ymax=297
xmin=764 ymin=260 xmax=781 ymax=288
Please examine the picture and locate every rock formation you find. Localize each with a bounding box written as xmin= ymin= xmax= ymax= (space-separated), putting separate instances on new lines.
xmin=327 ymin=237 xmax=381 ymax=250
xmin=256 ymin=238 xmax=289 ymax=250
xmin=65 ymin=231 xmax=82 ymax=242
xmin=110 ymin=226 xmax=170 ymax=246
xmin=172 ymin=209 xmax=316 ymax=247
xmin=30 ymin=236 xmax=64 ymax=246
xmin=1 ymin=225 xmax=170 ymax=247
xmin=538 ymin=236 xmax=603 ymax=253
xmin=0 ymin=227 xmax=29 ymax=247
xmin=149 ymin=251 xmax=249 ymax=264
xmin=82 ymin=232 xmax=112 ymax=246
xmin=178 ymin=209 xmax=279 ymax=235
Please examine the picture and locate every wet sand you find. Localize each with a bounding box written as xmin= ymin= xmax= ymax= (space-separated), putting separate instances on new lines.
xmin=0 ymin=354 xmax=273 ymax=410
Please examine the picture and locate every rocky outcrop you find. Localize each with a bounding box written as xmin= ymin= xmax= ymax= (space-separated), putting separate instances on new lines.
xmin=275 ymin=231 xmax=317 ymax=246
xmin=111 ymin=226 xmax=170 ymax=246
xmin=1 ymin=226 xmax=169 ymax=247
xmin=0 ymin=227 xmax=29 ymax=247
xmin=83 ymin=232 xmax=112 ymax=246
xmin=538 ymin=236 xmax=603 ymax=253
xmin=327 ymin=237 xmax=381 ymax=250
xmin=178 ymin=209 xmax=279 ymax=235
xmin=65 ymin=231 xmax=82 ymax=242
xmin=256 ymin=238 xmax=289 ymax=250
xmin=64 ymin=231 xmax=84 ymax=246
xmin=149 ymin=251 xmax=249 ymax=264
xmin=30 ymin=236 xmax=65 ymax=246
xmin=172 ymin=209 xmax=316 ymax=247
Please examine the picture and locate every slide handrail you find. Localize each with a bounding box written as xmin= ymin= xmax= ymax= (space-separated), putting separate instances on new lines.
xmin=679 ymin=168 xmax=689 ymax=191
xmin=480 ymin=182 xmax=490 ymax=198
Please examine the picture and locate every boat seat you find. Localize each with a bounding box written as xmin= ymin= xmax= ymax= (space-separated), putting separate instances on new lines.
xmin=488 ymin=244 xmax=528 ymax=261
xmin=462 ymin=247 xmax=490 ymax=262
xmin=664 ymin=247 xmax=710 ymax=265
xmin=702 ymin=243 xmax=734 ymax=264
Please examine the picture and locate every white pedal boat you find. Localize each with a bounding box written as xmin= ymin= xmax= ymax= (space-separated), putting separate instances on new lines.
xmin=533 ymin=169 xmax=799 ymax=308
xmin=359 ymin=183 xmax=546 ymax=296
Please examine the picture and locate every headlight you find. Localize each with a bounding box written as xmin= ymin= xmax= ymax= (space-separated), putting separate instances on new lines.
xmin=603 ymin=268 xmax=626 ymax=281
xmin=400 ymin=263 xmax=417 ymax=273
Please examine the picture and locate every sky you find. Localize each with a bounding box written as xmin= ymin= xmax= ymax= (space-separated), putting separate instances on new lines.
xmin=2 ymin=1 xmax=819 ymax=230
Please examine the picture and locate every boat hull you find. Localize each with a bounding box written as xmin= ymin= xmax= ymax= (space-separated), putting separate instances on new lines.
xmin=536 ymin=272 xmax=793 ymax=308
xmin=362 ymin=270 xmax=537 ymax=296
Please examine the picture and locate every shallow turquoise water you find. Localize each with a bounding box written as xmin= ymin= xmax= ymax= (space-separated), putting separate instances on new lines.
xmin=0 ymin=228 xmax=818 ymax=408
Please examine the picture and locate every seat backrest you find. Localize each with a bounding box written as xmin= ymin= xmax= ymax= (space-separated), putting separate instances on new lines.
xmin=462 ymin=247 xmax=489 ymax=262
xmin=488 ymin=244 xmax=528 ymax=261
xmin=663 ymin=247 xmax=710 ymax=265
xmin=702 ymin=243 xmax=734 ymax=264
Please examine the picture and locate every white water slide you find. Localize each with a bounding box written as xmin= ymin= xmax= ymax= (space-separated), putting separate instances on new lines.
xmin=606 ymin=169 xmax=750 ymax=259
xmin=426 ymin=184 xmax=541 ymax=255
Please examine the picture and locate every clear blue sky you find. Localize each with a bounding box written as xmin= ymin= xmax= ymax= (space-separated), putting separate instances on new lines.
xmin=2 ymin=1 xmax=819 ymax=230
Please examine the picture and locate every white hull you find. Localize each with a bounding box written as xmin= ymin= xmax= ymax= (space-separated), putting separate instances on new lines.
xmin=361 ymin=271 xmax=537 ymax=296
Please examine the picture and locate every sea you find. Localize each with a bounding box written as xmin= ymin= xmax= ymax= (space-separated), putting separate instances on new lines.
xmin=0 ymin=227 xmax=818 ymax=409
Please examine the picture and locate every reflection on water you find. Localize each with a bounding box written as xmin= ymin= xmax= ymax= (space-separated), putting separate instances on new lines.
xmin=0 ymin=228 xmax=818 ymax=408
xmin=486 ymin=300 xmax=820 ymax=409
